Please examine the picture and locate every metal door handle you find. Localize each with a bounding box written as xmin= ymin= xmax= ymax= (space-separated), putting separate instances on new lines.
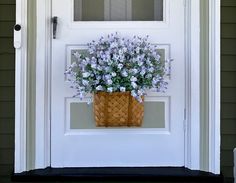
xmin=52 ymin=16 xmax=58 ymax=39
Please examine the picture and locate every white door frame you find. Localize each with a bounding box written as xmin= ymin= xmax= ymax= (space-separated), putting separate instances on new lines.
xmin=14 ymin=0 xmax=221 ymax=174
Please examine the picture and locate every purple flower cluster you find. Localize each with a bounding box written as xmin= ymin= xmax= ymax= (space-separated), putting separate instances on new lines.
xmin=66 ymin=33 xmax=168 ymax=102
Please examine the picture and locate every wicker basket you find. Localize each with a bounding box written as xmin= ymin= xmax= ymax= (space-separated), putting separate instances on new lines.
xmin=93 ymin=92 xmax=144 ymax=127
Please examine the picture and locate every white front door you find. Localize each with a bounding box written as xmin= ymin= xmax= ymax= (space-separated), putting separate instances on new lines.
xmin=51 ymin=0 xmax=185 ymax=167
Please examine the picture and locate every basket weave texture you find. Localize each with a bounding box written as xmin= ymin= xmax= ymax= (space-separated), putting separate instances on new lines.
xmin=94 ymin=92 xmax=144 ymax=127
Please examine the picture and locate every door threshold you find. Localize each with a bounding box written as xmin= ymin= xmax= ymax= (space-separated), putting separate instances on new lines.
xmin=12 ymin=167 xmax=223 ymax=182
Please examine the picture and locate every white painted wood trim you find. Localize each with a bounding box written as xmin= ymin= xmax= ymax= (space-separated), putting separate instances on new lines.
xmin=184 ymin=0 xmax=200 ymax=170
xmin=208 ymin=0 xmax=221 ymax=174
xmin=14 ymin=0 xmax=28 ymax=173
xmin=35 ymin=0 xmax=52 ymax=169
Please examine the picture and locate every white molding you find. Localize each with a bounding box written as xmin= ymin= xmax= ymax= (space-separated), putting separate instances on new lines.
xmin=35 ymin=0 xmax=52 ymax=169
xmin=14 ymin=0 xmax=28 ymax=173
xmin=184 ymin=0 xmax=200 ymax=170
xmin=208 ymin=0 xmax=221 ymax=174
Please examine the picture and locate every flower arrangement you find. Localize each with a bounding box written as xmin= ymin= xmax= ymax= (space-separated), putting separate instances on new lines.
xmin=66 ymin=33 xmax=168 ymax=102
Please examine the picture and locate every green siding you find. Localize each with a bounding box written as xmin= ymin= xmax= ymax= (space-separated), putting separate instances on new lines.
xmin=0 ymin=0 xmax=15 ymax=181
xmin=221 ymin=0 xmax=236 ymax=181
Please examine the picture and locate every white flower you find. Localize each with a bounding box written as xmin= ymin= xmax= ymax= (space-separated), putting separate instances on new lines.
xmin=81 ymin=60 xmax=87 ymax=67
xmin=105 ymin=66 xmax=112 ymax=72
xmin=96 ymin=75 xmax=101 ymax=80
xmin=73 ymin=52 xmax=81 ymax=59
xmin=110 ymin=42 xmax=118 ymax=48
xmin=87 ymin=97 xmax=93 ymax=105
xmin=138 ymin=60 xmax=143 ymax=66
xmin=91 ymin=64 xmax=97 ymax=69
xmin=131 ymin=90 xmax=137 ymax=97
xmin=140 ymin=69 xmax=146 ymax=76
xmin=131 ymin=76 xmax=137 ymax=82
xmin=107 ymin=87 xmax=113 ymax=92
xmin=146 ymin=74 xmax=152 ymax=78
xmin=105 ymin=74 xmax=112 ymax=80
xmin=152 ymin=77 xmax=158 ymax=85
xmin=148 ymin=67 xmax=154 ymax=72
xmin=71 ymin=62 xmax=78 ymax=68
xmin=82 ymin=72 xmax=90 ymax=78
xmin=121 ymin=70 xmax=128 ymax=77
xmin=79 ymin=92 xmax=84 ymax=100
xmin=96 ymin=85 xmax=103 ymax=91
xmin=107 ymin=79 xmax=113 ymax=85
xmin=118 ymin=49 xmax=124 ymax=55
xmin=120 ymin=87 xmax=126 ymax=92
xmin=122 ymin=47 xmax=127 ymax=52
xmin=137 ymin=96 xmax=143 ymax=103
xmin=111 ymin=72 xmax=117 ymax=77
xmin=132 ymin=69 xmax=138 ymax=74
xmin=82 ymin=80 xmax=89 ymax=86
xmin=118 ymin=64 xmax=123 ymax=69
xmin=131 ymin=82 xmax=137 ymax=89
xmin=137 ymin=89 xmax=144 ymax=96
xmin=97 ymin=65 xmax=102 ymax=71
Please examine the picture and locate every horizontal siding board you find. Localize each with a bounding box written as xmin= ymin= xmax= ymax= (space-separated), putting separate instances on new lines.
xmin=0 ymin=87 xmax=14 ymax=101
xmin=0 ymin=149 xmax=14 ymax=164
xmin=0 ymin=71 xmax=15 ymax=86
xmin=221 ymin=166 xmax=234 ymax=178
xmin=0 ymin=54 xmax=15 ymax=70
xmin=0 ymin=165 xmax=13 ymax=176
xmin=221 ymin=0 xmax=236 ymax=7
xmin=221 ymin=134 xmax=236 ymax=150
xmin=221 ymin=119 xmax=236 ymax=134
xmin=0 ymin=86 xmax=14 ymax=101
xmin=0 ymin=101 xmax=14 ymax=118
xmin=0 ymin=119 xmax=14 ymax=134
xmin=0 ymin=0 xmax=15 ymax=5
xmin=221 ymin=7 xmax=236 ymax=23
xmin=0 ymin=38 xmax=14 ymax=54
xmin=0 ymin=22 xmax=14 ymax=37
xmin=0 ymin=5 xmax=15 ymax=21
xmin=221 ymin=55 xmax=236 ymax=71
xmin=221 ymin=103 xmax=236 ymax=118
xmin=221 ymin=150 xmax=234 ymax=166
xmin=221 ymin=24 xmax=236 ymax=38
xmin=221 ymin=88 xmax=236 ymax=102
xmin=221 ymin=38 xmax=236 ymax=55
xmin=221 ymin=72 xmax=236 ymax=87
xmin=0 ymin=177 xmax=11 ymax=183
xmin=0 ymin=134 xmax=14 ymax=149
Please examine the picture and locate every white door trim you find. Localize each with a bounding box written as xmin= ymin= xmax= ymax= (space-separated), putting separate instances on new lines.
xmin=208 ymin=0 xmax=221 ymax=174
xmin=14 ymin=0 xmax=28 ymax=173
xmin=184 ymin=0 xmax=200 ymax=171
xmin=34 ymin=0 xmax=52 ymax=169
xmin=14 ymin=0 xmax=221 ymax=174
